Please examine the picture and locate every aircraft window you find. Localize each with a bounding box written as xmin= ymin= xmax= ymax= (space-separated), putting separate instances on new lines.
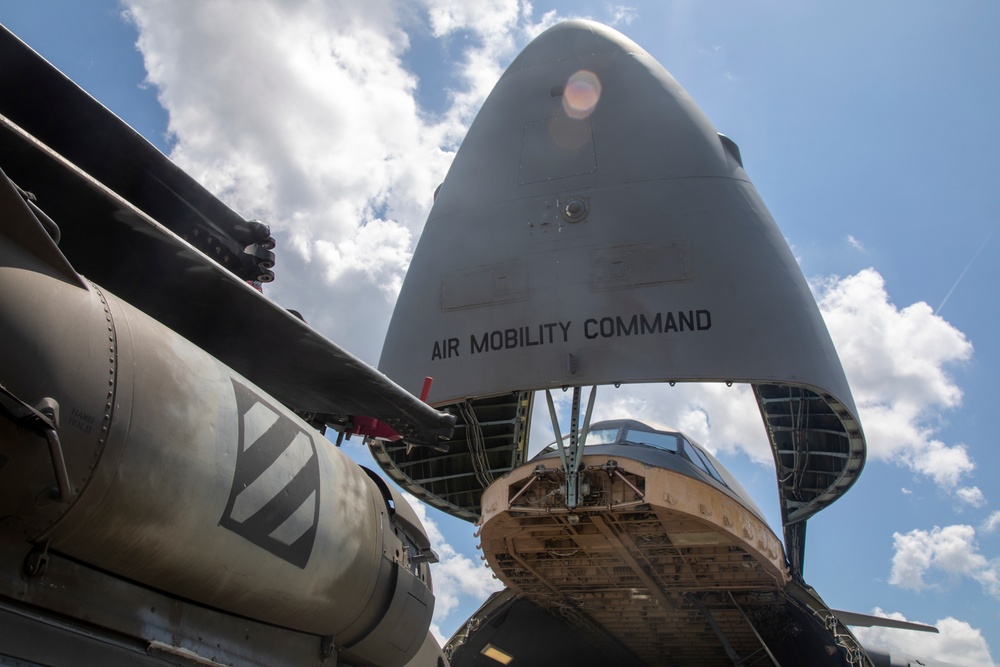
xmin=622 ymin=430 xmax=679 ymax=453
xmin=584 ymin=429 xmax=618 ymax=445
xmin=686 ymin=442 xmax=726 ymax=484
xmin=540 ymin=428 xmax=618 ymax=454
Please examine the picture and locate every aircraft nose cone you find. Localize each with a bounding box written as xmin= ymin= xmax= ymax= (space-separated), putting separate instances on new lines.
xmin=428 ymin=20 xmax=741 ymax=214
xmin=381 ymin=20 xmax=754 ymax=397
xmin=504 ymin=19 xmax=637 ymax=71
xmin=383 ymin=19 xmax=848 ymax=420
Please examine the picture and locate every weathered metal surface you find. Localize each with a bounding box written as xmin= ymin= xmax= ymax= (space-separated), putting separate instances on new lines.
xmin=0 ymin=168 xmax=435 ymax=666
xmin=477 ymin=452 xmax=788 ymax=666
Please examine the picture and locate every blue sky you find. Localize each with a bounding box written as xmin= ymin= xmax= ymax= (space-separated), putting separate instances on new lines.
xmin=3 ymin=2 xmax=998 ymax=664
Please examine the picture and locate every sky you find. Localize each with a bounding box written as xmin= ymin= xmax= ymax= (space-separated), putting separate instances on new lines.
xmin=2 ymin=1 xmax=998 ymax=665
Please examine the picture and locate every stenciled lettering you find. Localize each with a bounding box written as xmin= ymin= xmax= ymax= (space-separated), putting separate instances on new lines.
xmin=471 ymin=320 xmax=573 ymax=355
xmin=430 ymin=337 xmax=461 ymax=360
xmin=585 ymin=309 xmax=712 ymax=340
xmin=433 ymin=309 xmax=712 ymax=359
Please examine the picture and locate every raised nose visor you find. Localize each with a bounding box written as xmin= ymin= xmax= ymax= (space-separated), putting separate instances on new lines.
xmin=376 ymin=20 xmax=865 ymax=577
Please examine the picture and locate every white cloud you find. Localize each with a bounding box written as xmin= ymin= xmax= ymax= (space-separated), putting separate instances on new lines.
xmin=314 ymin=219 xmax=413 ymax=297
xmin=983 ymin=511 xmax=1000 ymax=534
xmin=590 ymin=382 xmax=771 ymax=463
xmin=815 ymin=269 xmax=975 ymax=496
xmin=890 ymin=524 xmax=1000 ymax=598
xmin=417 ymin=0 xmax=563 ymax=128
xmin=411 ymin=502 xmax=503 ymax=642
xmin=847 ymin=234 xmax=864 ymax=250
xmin=574 ymin=269 xmax=977 ymax=501
xmin=851 ymin=609 xmax=996 ymax=667
xmin=956 ymin=486 xmax=987 ymax=508
xmin=122 ymin=0 xmax=564 ymax=362
xmin=608 ymin=5 xmax=638 ymax=26
xmin=524 ymin=382 xmax=770 ymax=468
xmin=816 ymin=269 xmax=971 ymax=413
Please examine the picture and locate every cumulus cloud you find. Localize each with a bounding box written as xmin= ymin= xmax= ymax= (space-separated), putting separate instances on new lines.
xmin=410 ymin=502 xmax=503 ymax=643
xmin=890 ymin=524 xmax=1000 ymax=598
xmin=815 ymin=269 xmax=975 ymax=495
xmin=590 ymin=382 xmax=771 ymax=462
xmin=851 ymin=609 xmax=996 ymax=667
xmin=419 ymin=0 xmax=561 ymax=127
xmin=121 ymin=0 xmax=439 ymax=358
xmin=525 ymin=382 xmax=772 ymax=467
xmin=122 ymin=0 xmax=563 ymax=361
xmin=578 ymin=268 xmax=977 ymax=501
xmin=608 ymin=5 xmax=639 ymax=26
xmin=956 ymin=486 xmax=987 ymax=508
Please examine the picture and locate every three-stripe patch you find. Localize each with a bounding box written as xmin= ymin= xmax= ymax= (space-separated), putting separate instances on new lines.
xmin=220 ymin=380 xmax=320 ymax=568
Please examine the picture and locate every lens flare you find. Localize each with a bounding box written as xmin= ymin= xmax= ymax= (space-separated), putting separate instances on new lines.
xmin=562 ymin=70 xmax=601 ymax=119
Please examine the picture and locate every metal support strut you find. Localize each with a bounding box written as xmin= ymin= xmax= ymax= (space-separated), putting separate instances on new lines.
xmin=686 ymin=594 xmax=745 ymax=667
xmin=0 ymin=387 xmax=73 ymax=501
xmin=544 ymin=386 xmax=597 ymax=509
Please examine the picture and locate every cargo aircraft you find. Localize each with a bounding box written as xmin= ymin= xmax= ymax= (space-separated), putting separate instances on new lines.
xmin=375 ymin=20 xmax=962 ymax=667
xmin=0 ymin=16 xmax=962 ymax=667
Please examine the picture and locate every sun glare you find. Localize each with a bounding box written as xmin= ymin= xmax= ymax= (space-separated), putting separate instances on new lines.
xmin=562 ymin=69 xmax=602 ymax=118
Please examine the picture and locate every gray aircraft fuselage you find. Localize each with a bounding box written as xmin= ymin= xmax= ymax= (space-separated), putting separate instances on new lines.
xmin=376 ymin=19 xmax=954 ymax=667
